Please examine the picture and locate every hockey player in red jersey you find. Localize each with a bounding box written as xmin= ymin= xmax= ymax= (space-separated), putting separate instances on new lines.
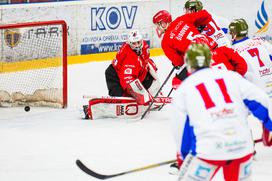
xmin=82 ymin=30 xmax=161 ymax=119
xmin=105 ymin=30 xmax=160 ymax=105
xmin=153 ymin=9 xmax=211 ymax=68
xmin=153 ymin=9 xmax=217 ymax=87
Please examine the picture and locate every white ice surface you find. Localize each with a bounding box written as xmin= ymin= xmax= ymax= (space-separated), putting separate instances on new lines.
xmin=0 ymin=56 xmax=271 ymax=181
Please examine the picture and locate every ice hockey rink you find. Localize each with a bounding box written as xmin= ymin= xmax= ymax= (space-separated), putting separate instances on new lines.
xmin=0 ymin=56 xmax=271 ymax=181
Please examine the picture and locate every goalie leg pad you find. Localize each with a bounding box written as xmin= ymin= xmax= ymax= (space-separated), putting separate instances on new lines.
xmin=87 ymin=97 xmax=146 ymax=119
xmin=83 ymin=96 xmax=173 ymax=120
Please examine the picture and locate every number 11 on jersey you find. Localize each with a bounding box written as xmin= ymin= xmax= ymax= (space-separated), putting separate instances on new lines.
xmin=196 ymin=78 xmax=233 ymax=109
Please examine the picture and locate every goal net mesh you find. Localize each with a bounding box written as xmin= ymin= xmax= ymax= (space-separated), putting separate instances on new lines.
xmin=0 ymin=20 xmax=67 ymax=108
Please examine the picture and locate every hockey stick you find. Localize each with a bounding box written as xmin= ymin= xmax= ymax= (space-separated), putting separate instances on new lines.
xmin=254 ymin=138 xmax=262 ymax=143
xmin=77 ymin=139 xmax=262 ymax=179
xmin=83 ymin=95 xmax=172 ymax=104
xmin=76 ymin=159 xmax=176 ymax=180
xmin=141 ymin=66 xmax=176 ymax=119
xmin=157 ymin=88 xmax=174 ymax=111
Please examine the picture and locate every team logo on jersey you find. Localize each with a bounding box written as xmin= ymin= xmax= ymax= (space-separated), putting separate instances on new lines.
xmin=124 ymin=68 xmax=132 ymax=74
xmin=210 ymin=108 xmax=235 ymax=120
xmin=255 ymin=0 xmax=270 ymax=33
xmin=4 ymin=29 xmax=21 ymax=48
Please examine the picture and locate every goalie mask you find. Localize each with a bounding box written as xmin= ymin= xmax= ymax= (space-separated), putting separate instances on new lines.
xmin=185 ymin=43 xmax=211 ymax=72
xmin=184 ymin=0 xmax=203 ymax=14
xmin=128 ymin=30 xmax=143 ymax=55
xmin=152 ymin=10 xmax=172 ymax=38
xmin=229 ymin=18 xmax=248 ymax=40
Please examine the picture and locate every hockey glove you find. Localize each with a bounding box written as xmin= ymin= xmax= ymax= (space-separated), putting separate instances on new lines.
xmin=175 ymin=66 xmax=188 ymax=81
xmin=127 ymin=79 xmax=153 ymax=105
xmin=172 ymin=76 xmax=183 ymax=90
xmin=262 ymin=125 xmax=272 ymax=146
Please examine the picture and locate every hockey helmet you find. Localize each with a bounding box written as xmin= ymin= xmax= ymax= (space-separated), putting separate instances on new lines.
xmin=128 ymin=30 xmax=143 ymax=55
xmin=152 ymin=10 xmax=172 ymax=38
xmin=229 ymin=18 xmax=248 ymax=38
xmin=152 ymin=10 xmax=172 ymax=24
xmin=184 ymin=0 xmax=203 ymax=13
xmin=185 ymin=43 xmax=211 ymax=71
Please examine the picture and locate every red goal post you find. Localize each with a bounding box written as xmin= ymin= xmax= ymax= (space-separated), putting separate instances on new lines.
xmin=0 ymin=20 xmax=68 ymax=108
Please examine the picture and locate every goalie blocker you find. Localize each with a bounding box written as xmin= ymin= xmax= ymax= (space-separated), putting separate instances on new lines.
xmin=82 ymin=96 xmax=172 ymax=120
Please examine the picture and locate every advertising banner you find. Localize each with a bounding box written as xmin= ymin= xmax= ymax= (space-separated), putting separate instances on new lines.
xmin=0 ymin=0 xmax=272 ymax=58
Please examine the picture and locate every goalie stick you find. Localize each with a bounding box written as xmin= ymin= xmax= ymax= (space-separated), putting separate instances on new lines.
xmin=141 ymin=66 xmax=176 ymax=119
xmin=76 ymin=159 xmax=176 ymax=180
xmin=83 ymin=95 xmax=172 ymax=104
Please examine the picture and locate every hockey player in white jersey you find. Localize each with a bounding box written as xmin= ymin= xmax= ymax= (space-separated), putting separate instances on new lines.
xmin=229 ymin=18 xmax=272 ymax=98
xmin=229 ymin=18 xmax=272 ymax=148
xmin=184 ymin=0 xmax=231 ymax=47
xmin=169 ymin=43 xmax=272 ymax=181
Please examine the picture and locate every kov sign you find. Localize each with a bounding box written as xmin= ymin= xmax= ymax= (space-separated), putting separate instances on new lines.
xmin=91 ymin=6 xmax=138 ymax=31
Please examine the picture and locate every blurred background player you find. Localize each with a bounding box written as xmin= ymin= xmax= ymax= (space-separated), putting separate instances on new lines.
xmin=105 ymin=29 xmax=160 ymax=105
xmin=229 ymin=18 xmax=272 ymax=98
xmin=152 ymin=9 xmax=212 ymax=87
xmin=229 ymin=18 xmax=272 ymax=147
xmin=169 ymin=43 xmax=272 ymax=181
xmin=183 ymin=0 xmax=231 ymax=47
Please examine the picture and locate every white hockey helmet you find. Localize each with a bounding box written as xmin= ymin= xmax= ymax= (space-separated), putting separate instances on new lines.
xmin=128 ymin=30 xmax=143 ymax=55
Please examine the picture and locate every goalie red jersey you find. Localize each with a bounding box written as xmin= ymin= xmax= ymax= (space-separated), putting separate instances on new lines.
xmin=105 ymin=30 xmax=160 ymax=106
xmin=112 ymin=40 xmax=151 ymax=90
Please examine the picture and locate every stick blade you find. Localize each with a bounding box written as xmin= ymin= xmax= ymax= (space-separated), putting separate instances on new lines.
xmin=76 ymin=159 xmax=121 ymax=180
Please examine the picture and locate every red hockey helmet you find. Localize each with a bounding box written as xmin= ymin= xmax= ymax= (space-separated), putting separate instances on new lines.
xmin=152 ymin=10 xmax=172 ymax=24
xmin=152 ymin=10 xmax=172 ymax=38
xmin=192 ymin=34 xmax=218 ymax=50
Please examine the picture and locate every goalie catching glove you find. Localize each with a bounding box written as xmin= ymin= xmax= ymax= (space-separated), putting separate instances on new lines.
xmin=127 ymin=79 xmax=153 ymax=105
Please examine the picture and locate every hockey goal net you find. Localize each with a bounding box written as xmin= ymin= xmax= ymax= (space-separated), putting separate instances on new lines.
xmin=0 ymin=20 xmax=67 ymax=108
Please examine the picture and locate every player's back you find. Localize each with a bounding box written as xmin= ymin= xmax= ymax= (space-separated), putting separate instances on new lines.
xmin=163 ymin=16 xmax=199 ymax=52
xmin=177 ymin=68 xmax=254 ymax=160
xmin=232 ymin=37 xmax=272 ymax=95
xmin=161 ymin=16 xmax=200 ymax=66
